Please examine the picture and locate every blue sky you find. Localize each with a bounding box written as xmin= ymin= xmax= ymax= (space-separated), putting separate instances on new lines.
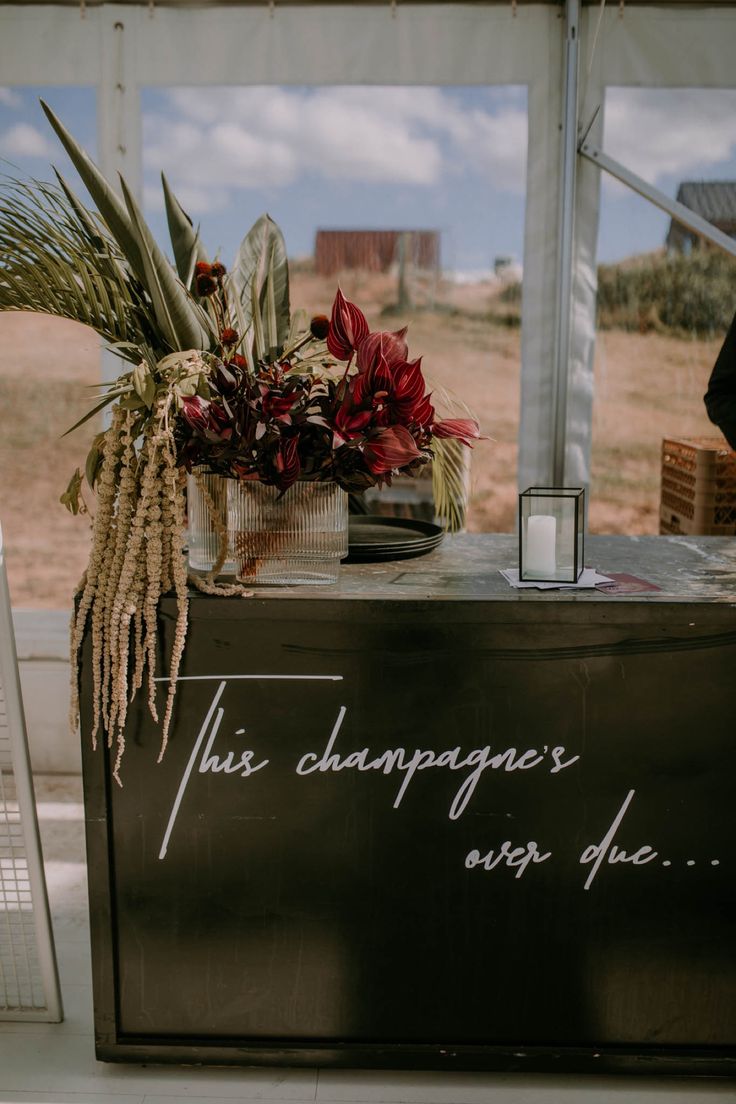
xmin=2 ymin=83 xmax=736 ymax=272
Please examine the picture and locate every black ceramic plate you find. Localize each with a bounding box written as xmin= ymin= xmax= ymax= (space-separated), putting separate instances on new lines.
xmin=345 ymin=516 xmax=444 ymax=562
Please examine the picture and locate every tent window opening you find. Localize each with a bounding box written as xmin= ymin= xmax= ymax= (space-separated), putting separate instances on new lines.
xmin=142 ymin=83 xmax=529 ymax=533
xmin=588 ymin=86 xmax=736 ymax=536
xmin=0 ymin=86 xmax=99 ymax=609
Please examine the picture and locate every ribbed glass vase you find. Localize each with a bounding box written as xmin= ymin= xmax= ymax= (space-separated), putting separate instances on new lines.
xmin=186 ymin=470 xmax=237 ymax=576
xmin=187 ymin=473 xmax=348 ymax=585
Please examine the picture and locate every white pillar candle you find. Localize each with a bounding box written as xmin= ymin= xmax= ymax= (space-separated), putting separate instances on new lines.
xmin=526 ymin=514 xmax=557 ymax=575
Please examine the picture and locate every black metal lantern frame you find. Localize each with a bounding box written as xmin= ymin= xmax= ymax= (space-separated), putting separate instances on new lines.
xmin=518 ymin=486 xmax=585 ymax=583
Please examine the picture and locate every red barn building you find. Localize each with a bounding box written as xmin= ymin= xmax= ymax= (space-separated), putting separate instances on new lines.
xmin=314 ymin=229 xmax=440 ymax=276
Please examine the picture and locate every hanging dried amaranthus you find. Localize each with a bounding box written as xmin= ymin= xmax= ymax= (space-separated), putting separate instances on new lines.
xmin=66 ymin=348 xmax=254 ymax=783
xmin=68 ymin=395 xmax=188 ymax=783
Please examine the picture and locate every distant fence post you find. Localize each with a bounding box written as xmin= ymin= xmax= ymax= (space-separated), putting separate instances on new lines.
xmin=396 ymin=232 xmax=412 ymax=312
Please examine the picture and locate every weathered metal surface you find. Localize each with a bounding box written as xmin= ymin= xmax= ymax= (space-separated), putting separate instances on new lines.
xmin=192 ymin=534 xmax=736 ymax=604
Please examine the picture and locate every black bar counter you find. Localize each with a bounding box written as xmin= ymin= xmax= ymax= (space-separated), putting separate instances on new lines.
xmin=80 ymin=535 xmax=736 ymax=1075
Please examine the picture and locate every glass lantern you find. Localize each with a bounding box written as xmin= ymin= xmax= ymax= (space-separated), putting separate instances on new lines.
xmin=519 ymin=487 xmax=585 ymax=583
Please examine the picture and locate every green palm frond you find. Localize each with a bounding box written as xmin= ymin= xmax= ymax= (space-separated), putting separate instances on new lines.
xmin=0 ymin=175 xmax=163 ymax=362
xmin=40 ymin=100 xmax=148 ymax=286
xmin=431 ymin=436 xmax=469 ymax=533
xmin=40 ymin=101 xmax=214 ymax=354
xmin=429 ymin=383 xmax=477 ymax=532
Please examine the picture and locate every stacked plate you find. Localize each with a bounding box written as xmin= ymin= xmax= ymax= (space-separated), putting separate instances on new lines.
xmin=345 ymin=515 xmax=444 ymax=563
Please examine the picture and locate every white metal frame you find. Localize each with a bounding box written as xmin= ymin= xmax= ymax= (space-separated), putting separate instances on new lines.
xmin=578 ymin=139 xmax=736 ymax=260
xmin=0 ymin=523 xmax=63 ymax=1021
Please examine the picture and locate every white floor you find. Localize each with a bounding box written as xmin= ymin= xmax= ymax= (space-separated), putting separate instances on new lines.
xmin=0 ymin=776 xmax=732 ymax=1104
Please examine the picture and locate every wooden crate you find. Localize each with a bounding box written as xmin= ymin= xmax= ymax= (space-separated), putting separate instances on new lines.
xmin=660 ymin=436 xmax=736 ymax=535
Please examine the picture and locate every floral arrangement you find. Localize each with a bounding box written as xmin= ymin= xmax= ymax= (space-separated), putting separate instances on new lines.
xmin=176 ymin=283 xmax=478 ymax=494
xmin=0 ymin=103 xmax=479 ymax=781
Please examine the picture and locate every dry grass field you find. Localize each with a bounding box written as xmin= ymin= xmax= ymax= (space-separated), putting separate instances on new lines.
xmin=0 ymin=270 xmax=723 ymax=607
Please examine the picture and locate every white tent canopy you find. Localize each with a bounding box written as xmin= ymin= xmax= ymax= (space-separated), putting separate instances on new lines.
xmin=1 ymin=0 xmax=735 ymax=491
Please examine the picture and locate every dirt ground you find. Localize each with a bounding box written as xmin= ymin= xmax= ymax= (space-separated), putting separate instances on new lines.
xmin=0 ymin=272 xmax=723 ymax=608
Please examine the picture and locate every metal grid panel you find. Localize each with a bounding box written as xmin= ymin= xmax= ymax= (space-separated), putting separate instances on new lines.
xmin=0 ymin=528 xmax=62 ymax=1022
xmin=0 ymin=765 xmax=46 ymax=1011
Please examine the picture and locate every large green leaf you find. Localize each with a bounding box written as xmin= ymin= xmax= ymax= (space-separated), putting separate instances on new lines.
xmin=40 ymin=100 xmax=147 ymax=286
xmin=161 ymin=173 xmax=208 ymax=285
xmin=264 ymin=243 xmax=279 ymax=357
xmin=250 ymin=275 xmax=266 ymax=363
xmin=229 ymin=291 xmax=255 ymax=371
xmin=230 ymin=214 xmax=290 ymax=347
xmin=118 ymin=176 xmax=211 ymax=352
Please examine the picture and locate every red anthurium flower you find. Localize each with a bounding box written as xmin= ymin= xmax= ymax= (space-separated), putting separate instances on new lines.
xmin=352 ymin=351 xmax=393 ymax=412
xmin=206 ymin=403 xmax=233 ymax=441
xmin=356 ymin=327 xmax=408 ymax=374
xmin=390 ymin=358 xmax=429 ymax=424
xmin=273 ymin=436 xmax=301 ymax=491
xmin=412 ymin=393 xmax=435 ymax=429
xmin=352 ymin=353 xmax=431 ymax=430
xmin=363 ymin=425 xmax=422 ymax=475
xmin=180 ymin=394 xmax=212 ymax=434
xmin=432 ymin=418 xmax=483 ymax=447
xmin=180 ymin=395 xmax=232 ymax=441
xmin=333 ymin=401 xmax=374 ymax=444
xmin=327 ymin=288 xmax=369 ymax=361
xmin=260 ymin=385 xmax=301 ymax=423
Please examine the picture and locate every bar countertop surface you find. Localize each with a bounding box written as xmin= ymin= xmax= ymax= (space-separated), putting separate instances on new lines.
xmin=191 ymin=534 xmax=736 ymax=604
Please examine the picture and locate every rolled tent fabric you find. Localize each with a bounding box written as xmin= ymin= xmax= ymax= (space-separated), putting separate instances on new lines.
xmin=517 ymin=34 xmax=566 ymax=491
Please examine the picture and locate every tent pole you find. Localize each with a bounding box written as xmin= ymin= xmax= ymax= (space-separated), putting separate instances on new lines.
xmin=98 ymin=6 xmax=142 ymax=388
xmin=551 ymin=0 xmax=580 ymax=486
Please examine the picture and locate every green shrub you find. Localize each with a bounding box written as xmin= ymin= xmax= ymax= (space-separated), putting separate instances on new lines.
xmin=499 ymin=280 xmax=522 ymax=305
xmin=498 ymin=250 xmax=736 ymax=337
xmin=596 ymin=250 xmax=736 ymax=337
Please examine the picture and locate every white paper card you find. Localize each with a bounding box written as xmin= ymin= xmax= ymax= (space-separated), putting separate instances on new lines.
xmin=500 ymin=568 xmax=614 ymax=590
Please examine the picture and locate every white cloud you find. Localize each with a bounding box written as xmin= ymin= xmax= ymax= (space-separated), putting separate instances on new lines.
xmin=444 ymin=105 xmax=528 ymax=190
xmin=0 ymin=121 xmax=56 ymax=159
xmin=144 ymin=180 xmax=230 ymax=216
xmin=0 ymin=87 xmax=23 ymax=109
xmin=604 ymin=88 xmax=736 ymax=189
xmin=144 ymin=86 xmax=527 ymax=213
